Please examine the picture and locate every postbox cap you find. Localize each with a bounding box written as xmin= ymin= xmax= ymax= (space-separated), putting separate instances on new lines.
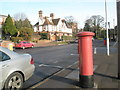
xmin=77 ymin=31 xmax=95 ymax=37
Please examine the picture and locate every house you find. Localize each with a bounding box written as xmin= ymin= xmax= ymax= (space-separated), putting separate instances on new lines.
xmin=34 ymin=10 xmax=72 ymax=41
xmin=0 ymin=15 xmax=8 ymax=39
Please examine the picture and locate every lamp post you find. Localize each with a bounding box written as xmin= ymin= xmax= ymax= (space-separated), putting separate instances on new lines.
xmin=105 ymin=0 xmax=110 ymax=56
xmin=117 ymin=0 xmax=120 ymax=79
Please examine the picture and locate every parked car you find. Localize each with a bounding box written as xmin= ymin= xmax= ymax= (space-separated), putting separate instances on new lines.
xmin=14 ymin=41 xmax=34 ymax=49
xmin=0 ymin=46 xmax=35 ymax=89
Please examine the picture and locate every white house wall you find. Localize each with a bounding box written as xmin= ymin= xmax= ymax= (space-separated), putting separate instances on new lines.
xmin=48 ymin=25 xmax=53 ymax=32
xmin=56 ymin=19 xmax=72 ymax=34
xmin=39 ymin=26 xmax=42 ymax=32
xmin=39 ymin=18 xmax=44 ymax=25
xmin=53 ymin=26 xmax=57 ymax=32
xmin=34 ymin=17 xmax=72 ymax=34
xmin=34 ymin=27 xmax=37 ymax=32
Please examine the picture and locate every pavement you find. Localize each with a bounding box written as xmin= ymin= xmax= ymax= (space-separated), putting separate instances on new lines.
xmin=25 ymin=40 xmax=119 ymax=89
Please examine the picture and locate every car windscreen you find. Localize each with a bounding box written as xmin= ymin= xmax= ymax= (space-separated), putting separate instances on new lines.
xmin=23 ymin=42 xmax=28 ymax=44
xmin=16 ymin=42 xmax=21 ymax=44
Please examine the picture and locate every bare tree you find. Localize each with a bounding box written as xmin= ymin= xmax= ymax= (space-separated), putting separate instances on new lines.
xmin=84 ymin=15 xmax=104 ymax=38
xmin=85 ymin=19 xmax=92 ymax=27
xmin=65 ymin=16 xmax=77 ymax=23
xmin=64 ymin=16 xmax=78 ymax=39
xmin=90 ymin=15 xmax=104 ymax=27
xmin=90 ymin=15 xmax=104 ymax=38
xmin=14 ymin=12 xmax=27 ymax=21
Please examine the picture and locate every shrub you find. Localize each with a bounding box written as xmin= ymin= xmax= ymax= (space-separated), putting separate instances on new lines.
xmin=40 ymin=33 xmax=48 ymax=40
xmin=31 ymin=40 xmax=38 ymax=43
xmin=19 ymin=27 xmax=34 ymax=41
xmin=11 ymin=37 xmax=23 ymax=42
xmin=62 ymin=36 xmax=73 ymax=41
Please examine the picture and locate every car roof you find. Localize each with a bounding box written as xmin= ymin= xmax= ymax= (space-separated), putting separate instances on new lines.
xmin=0 ymin=46 xmax=19 ymax=59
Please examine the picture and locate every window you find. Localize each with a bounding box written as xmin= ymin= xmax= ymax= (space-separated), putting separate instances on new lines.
xmin=23 ymin=42 xmax=28 ymax=44
xmin=16 ymin=42 xmax=21 ymax=44
xmin=0 ymin=51 xmax=10 ymax=61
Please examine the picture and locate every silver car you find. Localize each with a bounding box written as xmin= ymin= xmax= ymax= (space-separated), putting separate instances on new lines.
xmin=0 ymin=46 xmax=35 ymax=89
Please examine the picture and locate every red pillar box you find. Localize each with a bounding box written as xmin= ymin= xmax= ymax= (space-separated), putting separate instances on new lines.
xmin=104 ymin=38 xmax=107 ymax=45
xmin=77 ymin=32 xmax=95 ymax=88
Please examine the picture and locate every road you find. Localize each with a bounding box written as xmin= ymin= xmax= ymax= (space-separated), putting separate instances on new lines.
xmin=14 ymin=44 xmax=78 ymax=88
xmin=92 ymin=40 xmax=117 ymax=54
xmin=14 ymin=40 xmax=117 ymax=88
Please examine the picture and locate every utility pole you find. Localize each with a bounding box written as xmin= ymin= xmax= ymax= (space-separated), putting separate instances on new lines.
xmin=105 ymin=0 xmax=110 ymax=56
xmin=117 ymin=0 xmax=120 ymax=79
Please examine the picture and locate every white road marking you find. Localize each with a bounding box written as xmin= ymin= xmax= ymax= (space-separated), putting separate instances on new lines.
xmin=94 ymin=65 xmax=98 ymax=71
xmin=70 ymin=54 xmax=78 ymax=56
xmin=39 ymin=64 xmax=44 ymax=67
xmin=94 ymin=48 xmax=97 ymax=54
xmin=39 ymin=64 xmax=63 ymax=69
xmin=54 ymin=61 xmax=58 ymax=63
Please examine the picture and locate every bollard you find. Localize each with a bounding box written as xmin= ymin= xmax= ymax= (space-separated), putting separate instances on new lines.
xmin=77 ymin=32 xmax=95 ymax=88
xmin=104 ymin=38 xmax=107 ymax=45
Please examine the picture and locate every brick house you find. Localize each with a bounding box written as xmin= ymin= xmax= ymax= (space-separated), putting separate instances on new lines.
xmin=34 ymin=10 xmax=72 ymax=41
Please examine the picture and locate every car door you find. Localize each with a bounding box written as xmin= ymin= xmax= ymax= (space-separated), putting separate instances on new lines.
xmin=22 ymin=42 xmax=26 ymax=47
xmin=26 ymin=42 xmax=31 ymax=47
xmin=0 ymin=51 xmax=11 ymax=89
xmin=0 ymin=51 xmax=2 ymax=89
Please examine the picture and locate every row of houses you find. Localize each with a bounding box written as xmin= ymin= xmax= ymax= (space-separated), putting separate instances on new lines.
xmin=33 ymin=10 xmax=77 ymax=41
xmin=0 ymin=10 xmax=78 ymax=41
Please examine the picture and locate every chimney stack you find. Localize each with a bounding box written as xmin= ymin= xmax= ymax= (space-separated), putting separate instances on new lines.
xmin=39 ymin=10 xmax=43 ymax=18
xmin=50 ymin=13 xmax=54 ymax=19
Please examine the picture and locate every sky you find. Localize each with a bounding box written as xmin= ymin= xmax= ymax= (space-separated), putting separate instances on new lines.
xmin=0 ymin=0 xmax=117 ymax=29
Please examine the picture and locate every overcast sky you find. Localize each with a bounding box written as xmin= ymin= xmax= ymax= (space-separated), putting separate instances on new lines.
xmin=0 ymin=0 xmax=117 ymax=28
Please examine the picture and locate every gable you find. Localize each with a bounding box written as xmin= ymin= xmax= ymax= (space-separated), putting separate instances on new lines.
xmin=42 ymin=18 xmax=53 ymax=26
xmin=34 ymin=22 xmax=39 ymax=26
xmin=52 ymin=18 xmax=60 ymax=25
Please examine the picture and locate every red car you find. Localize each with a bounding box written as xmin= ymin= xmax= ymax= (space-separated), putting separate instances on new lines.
xmin=14 ymin=41 xmax=34 ymax=49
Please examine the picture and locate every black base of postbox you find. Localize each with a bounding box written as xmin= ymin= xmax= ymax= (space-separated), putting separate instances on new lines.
xmin=79 ymin=75 xmax=94 ymax=88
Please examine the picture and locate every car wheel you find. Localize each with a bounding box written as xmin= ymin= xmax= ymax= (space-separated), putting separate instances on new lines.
xmin=32 ymin=46 xmax=34 ymax=48
xmin=4 ymin=72 xmax=23 ymax=89
xmin=22 ymin=46 xmax=25 ymax=49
